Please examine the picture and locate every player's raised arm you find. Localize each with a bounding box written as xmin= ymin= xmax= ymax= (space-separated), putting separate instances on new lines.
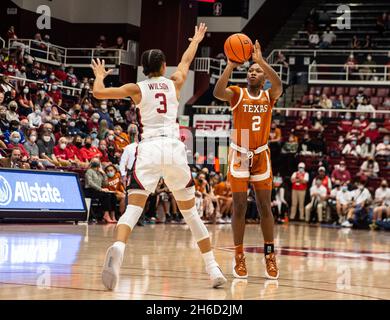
xmin=252 ymin=40 xmax=283 ymax=101
xmin=91 ymin=58 xmax=141 ymax=102
xmin=170 ymin=23 xmax=207 ymax=96
xmin=213 ymin=60 xmax=240 ymax=102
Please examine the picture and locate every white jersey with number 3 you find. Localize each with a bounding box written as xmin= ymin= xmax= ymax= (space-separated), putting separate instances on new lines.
xmin=136 ymin=76 xmax=180 ymax=139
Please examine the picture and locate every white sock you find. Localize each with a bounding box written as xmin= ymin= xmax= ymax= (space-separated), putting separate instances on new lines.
xmin=113 ymin=241 xmax=126 ymax=253
xmin=202 ymin=251 xmax=217 ymax=269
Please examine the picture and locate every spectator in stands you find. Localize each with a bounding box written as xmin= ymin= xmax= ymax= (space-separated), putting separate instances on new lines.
xmin=269 ymin=121 xmax=282 ymax=143
xmin=357 ymin=98 xmax=376 ymax=115
xmin=97 ymin=101 xmax=113 ymax=127
xmin=312 ymin=111 xmax=327 ymax=131
xmin=69 ymin=135 xmax=88 ymax=167
xmin=275 ymin=51 xmax=288 ymax=68
xmin=364 ymin=122 xmax=380 ymax=143
xmin=359 ymin=156 xmax=380 ymax=178
xmin=82 ymin=134 xmax=104 ymax=160
xmin=3 ymin=120 xmax=25 ymax=144
xmin=88 ymin=113 xmax=100 ymax=132
xmin=376 ymin=12 xmax=387 ymax=35
xmin=23 ymin=130 xmax=39 ymax=158
xmin=308 ymin=31 xmax=320 ymax=48
xmin=299 ymin=132 xmax=313 ymax=155
xmin=333 ymin=95 xmax=346 ymax=109
xmin=342 ymin=181 xmax=372 ymax=228
xmin=98 ymin=139 xmax=110 ymax=165
xmin=0 ymin=148 xmax=29 ymax=169
xmin=281 ymin=133 xmax=299 ymax=155
xmin=336 ymin=182 xmax=351 ymax=224
xmin=271 ymin=175 xmax=288 ymax=223
xmin=48 ymin=84 xmax=62 ymax=107
xmin=350 ymin=35 xmax=361 ymax=49
xmin=84 ymin=158 xmax=117 ymax=223
xmin=290 ymin=162 xmax=309 ymax=221
xmin=113 ymin=125 xmax=129 ymax=152
xmin=360 ymin=136 xmax=376 ymax=159
xmin=329 ymin=135 xmax=345 ymax=157
xmin=305 ymin=177 xmax=327 ymax=223
xmin=359 ymin=55 xmax=377 ymax=81
xmin=27 ymin=105 xmax=42 ymax=129
xmin=310 ymin=132 xmax=327 ymax=155
xmin=40 ymin=103 xmax=55 ymax=124
xmin=7 ymin=131 xmax=29 ymax=159
xmin=359 ymin=114 xmax=369 ymax=130
xmin=213 ymin=177 xmax=232 ymax=223
xmin=331 ymin=160 xmax=351 ymax=184
xmin=338 ymin=112 xmax=353 ymax=132
xmin=376 ymin=135 xmax=390 ymax=156
xmin=319 ymin=27 xmax=336 ymax=49
xmin=53 ymin=137 xmax=75 ymax=167
xmin=314 ymin=166 xmax=332 ymax=194
xmin=319 ymin=94 xmax=332 ymax=109
xmin=272 ymin=110 xmax=286 ymax=126
xmin=362 ymin=35 xmax=374 ymax=50
xmin=344 ymin=54 xmax=358 ymax=79
xmin=6 ymin=101 xmax=19 ymax=122
xmin=105 ymin=164 xmax=126 ymax=208
xmin=17 ymin=86 xmax=34 ymax=117
xmin=370 ymin=179 xmax=390 ymax=230
xmin=295 ymin=111 xmax=311 ymax=130
xmin=342 ymin=137 xmax=361 ymax=157
xmin=328 ymin=179 xmax=342 ymax=224
xmin=0 ymin=105 xmax=9 ymax=133
xmin=37 ymin=129 xmax=58 ymax=166
xmin=96 ymin=120 xmax=109 ymax=140
xmin=346 ymin=120 xmax=364 ymax=141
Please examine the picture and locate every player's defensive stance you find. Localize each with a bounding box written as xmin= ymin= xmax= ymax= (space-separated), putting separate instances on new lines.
xmin=91 ymin=23 xmax=227 ymax=290
xmin=213 ymin=40 xmax=283 ymax=279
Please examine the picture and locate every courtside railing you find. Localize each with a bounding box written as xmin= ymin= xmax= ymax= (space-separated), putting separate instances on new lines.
xmin=194 ymin=57 xmax=289 ymax=85
xmin=0 ymin=73 xmax=82 ymax=97
xmin=266 ymin=49 xmax=390 ymax=65
xmin=192 ymin=106 xmax=390 ymax=118
xmin=308 ymin=63 xmax=390 ymax=85
xmin=7 ymin=38 xmax=136 ymax=68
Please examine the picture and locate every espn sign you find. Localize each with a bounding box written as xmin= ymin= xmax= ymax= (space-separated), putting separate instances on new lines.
xmin=193 ymin=115 xmax=231 ymax=138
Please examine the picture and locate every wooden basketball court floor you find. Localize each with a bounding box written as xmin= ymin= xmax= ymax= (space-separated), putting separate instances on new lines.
xmin=0 ymin=223 xmax=389 ymax=300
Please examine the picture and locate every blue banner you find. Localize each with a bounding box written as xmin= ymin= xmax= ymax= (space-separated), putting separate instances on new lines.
xmin=0 ymin=169 xmax=85 ymax=212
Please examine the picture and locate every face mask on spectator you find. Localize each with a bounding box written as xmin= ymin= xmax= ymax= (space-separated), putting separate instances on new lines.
xmin=83 ymin=104 xmax=89 ymax=111
xmin=52 ymin=85 xmax=58 ymax=91
xmin=10 ymin=106 xmax=17 ymax=112
xmin=35 ymin=109 xmax=41 ymax=115
xmin=298 ymin=167 xmax=305 ymax=173
xmin=41 ymin=70 xmax=47 ymax=76
xmin=338 ymin=138 xmax=344 ymax=144
xmin=90 ymin=161 xmax=100 ymax=168
xmin=85 ymin=142 xmax=92 ymax=148
xmin=81 ymin=118 xmax=87 ymax=123
xmin=334 ymin=184 xmax=340 ymax=188
xmin=360 ymin=115 xmax=365 ymax=121
xmin=191 ymin=172 xmax=197 ymax=179
xmin=101 ymin=105 xmax=107 ymax=111
xmin=99 ymin=144 xmax=106 ymax=151
xmin=30 ymin=135 xmax=37 ymax=142
xmin=8 ymin=67 xmax=14 ymax=73
xmin=369 ymin=124 xmax=376 ymax=130
xmin=365 ymin=138 xmax=371 ymax=144
xmin=23 ymin=88 xmax=29 ymax=94
xmin=384 ymin=139 xmax=389 ymax=145
xmin=91 ymin=133 xmax=98 ymax=139
xmin=106 ymin=171 xmax=115 ymax=178
xmin=345 ymin=114 xmax=351 ymax=120
xmin=52 ymin=119 xmax=58 ymax=125
xmin=93 ymin=118 xmax=99 ymax=123
xmin=60 ymin=143 xmax=67 ymax=150
xmin=342 ymin=186 xmax=348 ymax=192
xmin=381 ymin=183 xmax=388 ymax=189
xmin=50 ymin=74 xmax=55 ymax=80
xmin=358 ymin=184 xmax=364 ymax=190
xmin=11 ymin=137 xmax=20 ymax=144
xmin=74 ymin=141 xmax=82 ymax=148
xmin=69 ymin=121 xmax=75 ymax=127
xmin=43 ymin=136 xmax=51 ymax=143
xmin=108 ymin=135 xmax=115 ymax=141
xmin=351 ymin=140 xmax=357 ymax=146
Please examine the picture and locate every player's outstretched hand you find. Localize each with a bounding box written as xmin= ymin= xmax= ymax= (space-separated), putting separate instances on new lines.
xmin=90 ymin=58 xmax=113 ymax=79
xmin=189 ymin=23 xmax=207 ymax=44
xmin=252 ymin=40 xmax=265 ymax=64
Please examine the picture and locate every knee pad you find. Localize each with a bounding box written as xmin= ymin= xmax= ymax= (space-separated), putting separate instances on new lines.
xmin=172 ymin=187 xmax=195 ymax=202
xmin=181 ymin=206 xmax=209 ymax=242
xmin=117 ymin=204 xmax=144 ymax=230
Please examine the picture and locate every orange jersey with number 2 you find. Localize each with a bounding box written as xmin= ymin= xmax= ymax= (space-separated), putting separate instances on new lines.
xmin=227 ymin=86 xmax=276 ymax=192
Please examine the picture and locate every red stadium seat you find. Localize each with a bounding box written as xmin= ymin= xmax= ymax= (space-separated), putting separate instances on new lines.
xmin=363 ymin=88 xmax=373 ymax=96
xmin=376 ymin=88 xmax=389 ymax=97
xmin=335 ymin=87 xmax=345 ymax=96
xmin=348 ymin=87 xmax=359 ymax=96
xmin=369 ymin=96 xmax=380 ymax=107
xmin=322 ymin=87 xmax=333 ymax=96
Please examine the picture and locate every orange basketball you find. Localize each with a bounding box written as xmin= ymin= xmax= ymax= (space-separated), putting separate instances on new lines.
xmin=224 ymin=33 xmax=253 ymax=64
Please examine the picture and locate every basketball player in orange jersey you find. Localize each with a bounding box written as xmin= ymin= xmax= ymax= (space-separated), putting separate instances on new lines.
xmin=213 ymin=40 xmax=283 ymax=279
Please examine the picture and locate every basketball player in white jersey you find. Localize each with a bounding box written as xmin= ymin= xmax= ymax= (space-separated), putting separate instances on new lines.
xmin=91 ymin=23 xmax=227 ymax=290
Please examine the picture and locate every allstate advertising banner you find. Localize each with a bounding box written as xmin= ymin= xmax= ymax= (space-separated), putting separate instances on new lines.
xmin=0 ymin=169 xmax=86 ymax=221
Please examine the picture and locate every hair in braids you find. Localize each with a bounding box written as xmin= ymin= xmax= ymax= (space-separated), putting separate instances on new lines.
xmin=141 ymin=49 xmax=166 ymax=76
